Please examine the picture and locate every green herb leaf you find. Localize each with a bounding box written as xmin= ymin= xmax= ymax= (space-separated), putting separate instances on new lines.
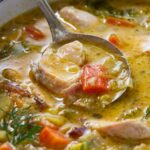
xmin=143 ymin=106 xmax=150 ymax=119
xmin=85 ymin=0 xmax=140 ymax=19
xmin=0 ymin=43 xmax=13 ymax=59
xmin=0 ymin=106 xmax=42 ymax=145
xmin=117 ymin=107 xmax=142 ymax=120
xmin=0 ymin=41 xmax=29 ymax=60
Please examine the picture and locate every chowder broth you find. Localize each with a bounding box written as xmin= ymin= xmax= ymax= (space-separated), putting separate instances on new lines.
xmin=0 ymin=0 xmax=149 ymax=149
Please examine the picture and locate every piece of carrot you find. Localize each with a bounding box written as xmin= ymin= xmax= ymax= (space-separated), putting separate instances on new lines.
xmin=25 ymin=25 xmax=45 ymax=40
xmin=109 ymin=34 xmax=122 ymax=48
xmin=39 ymin=126 xmax=70 ymax=149
xmin=106 ymin=17 xmax=136 ymax=27
xmin=0 ymin=143 xmax=13 ymax=150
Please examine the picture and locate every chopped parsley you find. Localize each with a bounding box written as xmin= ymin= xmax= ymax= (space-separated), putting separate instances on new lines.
xmin=117 ymin=107 xmax=142 ymax=120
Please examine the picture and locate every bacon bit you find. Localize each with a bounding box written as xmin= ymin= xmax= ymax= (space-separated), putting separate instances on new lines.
xmin=106 ymin=17 xmax=136 ymax=27
xmin=34 ymin=96 xmax=49 ymax=110
xmin=68 ymin=127 xmax=86 ymax=139
xmin=25 ymin=25 xmax=45 ymax=40
xmin=0 ymin=81 xmax=30 ymax=97
xmin=0 ymin=80 xmax=48 ymax=110
xmin=109 ymin=34 xmax=122 ymax=48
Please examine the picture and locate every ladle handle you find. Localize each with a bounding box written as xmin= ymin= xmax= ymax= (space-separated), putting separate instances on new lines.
xmin=37 ymin=0 xmax=69 ymax=42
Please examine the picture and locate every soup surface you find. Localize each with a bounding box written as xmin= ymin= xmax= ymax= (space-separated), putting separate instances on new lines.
xmin=0 ymin=0 xmax=150 ymax=149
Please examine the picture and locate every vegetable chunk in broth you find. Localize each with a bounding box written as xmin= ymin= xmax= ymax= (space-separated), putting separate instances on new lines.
xmin=0 ymin=0 xmax=149 ymax=149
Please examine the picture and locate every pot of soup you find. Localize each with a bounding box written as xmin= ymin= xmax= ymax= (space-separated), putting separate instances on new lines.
xmin=0 ymin=0 xmax=150 ymax=149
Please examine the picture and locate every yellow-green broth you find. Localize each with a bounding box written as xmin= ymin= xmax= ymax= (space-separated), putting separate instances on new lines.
xmin=0 ymin=0 xmax=150 ymax=149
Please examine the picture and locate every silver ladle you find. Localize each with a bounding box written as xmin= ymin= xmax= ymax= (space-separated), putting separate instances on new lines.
xmin=37 ymin=0 xmax=131 ymax=103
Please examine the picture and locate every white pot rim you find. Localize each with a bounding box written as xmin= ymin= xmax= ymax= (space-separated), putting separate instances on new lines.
xmin=0 ymin=0 xmax=57 ymax=26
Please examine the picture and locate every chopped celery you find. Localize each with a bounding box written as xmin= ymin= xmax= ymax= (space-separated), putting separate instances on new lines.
xmin=47 ymin=115 xmax=66 ymax=126
xmin=59 ymin=108 xmax=78 ymax=119
xmin=69 ymin=143 xmax=83 ymax=150
xmin=47 ymin=108 xmax=59 ymax=115
xmin=69 ymin=142 xmax=90 ymax=150
xmin=42 ymin=113 xmax=67 ymax=126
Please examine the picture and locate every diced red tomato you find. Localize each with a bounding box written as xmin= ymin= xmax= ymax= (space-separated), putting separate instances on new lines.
xmin=25 ymin=25 xmax=45 ymax=40
xmin=0 ymin=143 xmax=13 ymax=150
xmin=39 ymin=126 xmax=70 ymax=149
xmin=106 ymin=17 xmax=136 ymax=27
xmin=81 ymin=65 xmax=109 ymax=93
xmin=109 ymin=34 xmax=122 ymax=48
